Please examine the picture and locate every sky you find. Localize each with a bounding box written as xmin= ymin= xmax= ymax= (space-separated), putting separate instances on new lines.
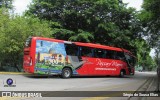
xmin=123 ymin=0 xmax=143 ymax=11
xmin=13 ymin=0 xmax=143 ymax=14
xmin=13 ymin=0 xmax=32 ymax=14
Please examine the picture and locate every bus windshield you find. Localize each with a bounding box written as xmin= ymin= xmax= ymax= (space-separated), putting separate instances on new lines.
xmin=25 ymin=37 xmax=32 ymax=47
xmin=125 ymin=53 xmax=136 ymax=67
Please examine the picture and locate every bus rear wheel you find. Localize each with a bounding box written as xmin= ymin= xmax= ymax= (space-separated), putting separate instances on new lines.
xmin=61 ymin=68 xmax=72 ymax=78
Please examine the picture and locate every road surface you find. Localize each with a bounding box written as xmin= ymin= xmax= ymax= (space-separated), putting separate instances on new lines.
xmin=0 ymin=71 xmax=157 ymax=100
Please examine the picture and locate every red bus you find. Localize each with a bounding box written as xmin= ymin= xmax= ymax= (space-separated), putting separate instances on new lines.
xmin=23 ymin=37 xmax=136 ymax=78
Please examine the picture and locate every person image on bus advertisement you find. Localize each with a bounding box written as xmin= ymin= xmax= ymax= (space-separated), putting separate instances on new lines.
xmin=57 ymin=54 xmax=61 ymax=64
xmin=49 ymin=54 xmax=56 ymax=65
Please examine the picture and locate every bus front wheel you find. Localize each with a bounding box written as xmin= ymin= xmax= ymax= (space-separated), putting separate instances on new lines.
xmin=61 ymin=68 xmax=72 ymax=78
xmin=119 ymin=70 xmax=124 ymax=77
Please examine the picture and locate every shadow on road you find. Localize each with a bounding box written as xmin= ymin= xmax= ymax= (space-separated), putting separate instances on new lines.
xmin=23 ymin=74 xmax=131 ymax=79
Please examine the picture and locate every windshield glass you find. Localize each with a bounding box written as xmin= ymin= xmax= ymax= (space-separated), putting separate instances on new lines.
xmin=25 ymin=37 xmax=32 ymax=47
xmin=125 ymin=53 xmax=136 ymax=67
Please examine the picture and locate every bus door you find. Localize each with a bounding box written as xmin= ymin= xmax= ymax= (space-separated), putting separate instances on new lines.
xmin=93 ymin=49 xmax=108 ymax=75
xmin=78 ymin=46 xmax=94 ymax=75
xmin=65 ymin=44 xmax=89 ymax=75
xmin=113 ymin=51 xmax=128 ymax=75
xmin=99 ymin=50 xmax=126 ymax=75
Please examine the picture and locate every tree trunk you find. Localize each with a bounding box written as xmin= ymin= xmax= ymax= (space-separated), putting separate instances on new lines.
xmin=14 ymin=63 xmax=20 ymax=72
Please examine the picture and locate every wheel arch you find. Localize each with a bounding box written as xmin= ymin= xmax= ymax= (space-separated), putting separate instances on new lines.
xmin=61 ymin=66 xmax=73 ymax=78
xmin=62 ymin=66 xmax=73 ymax=73
xmin=120 ymin=69 xmax=126 ymax=75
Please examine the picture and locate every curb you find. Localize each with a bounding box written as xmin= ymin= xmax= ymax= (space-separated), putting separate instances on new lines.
xmin=141 ymin=76 xmax=159 ymax=100
xmin=0 ymin=72 xmax=29 ymax=75
xmin=127 ymin=77 xmax=154 ymax=100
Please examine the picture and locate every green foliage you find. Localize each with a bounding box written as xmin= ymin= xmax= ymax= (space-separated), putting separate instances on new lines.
xmin=0 ymin=0 xmax=156 ymax=71
xmin=133 ymin=38 xmax=157 ymax=70
xmin=140 ymin=0 xmax=160 ymax=47
xmin=145 ymin=56 xmax=156 ymax=70
xmin=26 ymin=0 xmax=140 ymax=52
xmin=69 ymin=29 xmax=94 ymax=42
xmin=140 ymin=0 xmax=160 ymax=68
xmin=0 ymin=9 xmax=52 ymax=69
xmin=0 ymin=0 xmax=13 ymax=9
xmin=26 ymin=0 xmax=157 ymax=70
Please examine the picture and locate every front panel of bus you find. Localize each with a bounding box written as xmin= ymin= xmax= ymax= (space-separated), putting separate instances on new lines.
xmin=124 ymin=53 xmax=136 ymax=75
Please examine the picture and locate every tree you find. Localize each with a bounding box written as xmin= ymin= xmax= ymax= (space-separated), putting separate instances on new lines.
xmin=26 ymin=0 xmax=143 ymax=53
xmin=0 ymin=9 xmax=52 ymax=71
xmin=26 ymin=0 xmax=158 ymax=70
xmin=140 ymin=0 xmax=160 ymax=67
xmin=140 ymin=0 xmax=160 ymax=49
xmin=0 ymin=0 xmax=13 ymax=9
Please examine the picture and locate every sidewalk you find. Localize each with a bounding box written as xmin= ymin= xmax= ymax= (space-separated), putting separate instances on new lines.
xmin=145 ymin=75 xmax=160 ymax=100
xmin=0 ymin=71 xmax=28 ymax=75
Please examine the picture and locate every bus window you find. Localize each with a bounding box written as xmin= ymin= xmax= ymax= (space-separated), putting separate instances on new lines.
xmin=65 ymin=44 xmax=79 ymax=56
xmin=80 ymin=47 xmax=93 ymax=57
xmin=94 ymin=49 xmax=106 ymax=58
xmin=106 ymin=50 xmax=116 ymax=59
xmin=115 ymin=51 xmax=125 ymax=60
xmin=25 ymin=37 xmax=32 ymax=47
xmin=125 ymin=53 xmax=135 ymax=67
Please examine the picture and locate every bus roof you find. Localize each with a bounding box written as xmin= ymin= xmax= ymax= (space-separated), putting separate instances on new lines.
xmin=74 ymin=42 xmax=133 ymax=54
xmin=32 ymin=36 xmax=132 ymax=54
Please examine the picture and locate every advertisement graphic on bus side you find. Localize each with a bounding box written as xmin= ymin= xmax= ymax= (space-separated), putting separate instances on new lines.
xmin=35 ymin=40 xmax=83 ymax=74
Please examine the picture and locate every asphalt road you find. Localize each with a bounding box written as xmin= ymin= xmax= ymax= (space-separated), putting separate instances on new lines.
xmin=0 ymin=71 xmax=157 ymax=100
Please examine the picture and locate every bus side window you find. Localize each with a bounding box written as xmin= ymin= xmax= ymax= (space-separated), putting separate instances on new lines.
xmin=106 ymin=50 xmax=115 ymax=59
xmin=125 ymin=54 xmax=135 ymax=66
xmin=115 ymin=51 xmax=125 ymax=60
xmin=94 ymin=49 xmax=106 ymax=58
xmin=80 ymin=47 xmax=93 ymax=57
xmin=65 ymin=44 xmax=78 ymax=56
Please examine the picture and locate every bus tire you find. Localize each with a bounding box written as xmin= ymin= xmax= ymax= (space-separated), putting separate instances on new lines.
xmin=61 ymin=68 xmax=72 ymax=78
xmin=119 ymin=70 xmax=124 ymax=77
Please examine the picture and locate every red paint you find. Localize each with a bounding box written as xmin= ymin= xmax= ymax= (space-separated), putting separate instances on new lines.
xmin=76 ymin=57 xmax=129 ymax=76
xmin=23 ymin=37 xmax=135 ymax=76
